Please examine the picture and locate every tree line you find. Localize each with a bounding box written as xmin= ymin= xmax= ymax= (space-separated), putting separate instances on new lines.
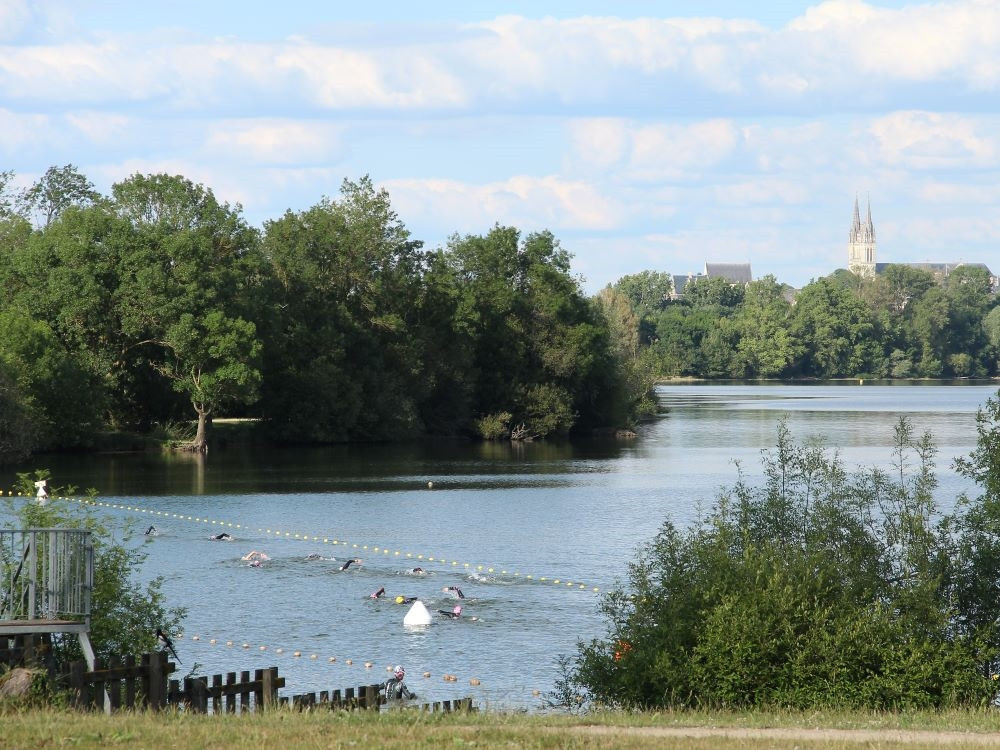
xmin=0 ymin=166 xmax=651 ymax=462
xmin=610 ymin=266 xmax=1000 ymax=380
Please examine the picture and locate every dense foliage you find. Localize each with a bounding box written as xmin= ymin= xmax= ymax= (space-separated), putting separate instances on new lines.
xmin=568 ymin=397 xmax=1000 ymax=710
xmin=0 ymin=167 xmax=647 ymax=459
xmin=613 ymin=266 xmax=999 ymax=380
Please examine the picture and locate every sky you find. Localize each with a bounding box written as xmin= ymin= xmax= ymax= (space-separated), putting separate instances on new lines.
xmin=2 ymin=0 xmax=999 ymax=293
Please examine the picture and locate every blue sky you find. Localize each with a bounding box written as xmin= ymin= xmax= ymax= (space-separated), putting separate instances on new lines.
xmin=2 ymin=0 xmax=998 ymax=292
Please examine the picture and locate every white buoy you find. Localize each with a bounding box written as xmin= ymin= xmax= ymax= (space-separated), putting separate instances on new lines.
xmin=403 ymin=599 xmax=432 ymax=626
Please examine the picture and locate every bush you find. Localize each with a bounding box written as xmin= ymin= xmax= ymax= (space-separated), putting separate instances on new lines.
xmin=568 ymin=415 xmax=999 ymax=710
xmin=475 ymin=411 xmax=511 ymax=440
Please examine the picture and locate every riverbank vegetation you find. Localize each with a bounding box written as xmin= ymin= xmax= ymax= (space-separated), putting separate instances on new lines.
xmin=610 ymin=267 xmax=1000 ymax=380
xmin=565 ymin=392 xmax=1000 ymax=710
xmin=0 ymin=167 xmax=651 ymax=461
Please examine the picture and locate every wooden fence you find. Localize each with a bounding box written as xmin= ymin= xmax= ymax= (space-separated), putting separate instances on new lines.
xmin=287 ymin=684 xmax=475 ymax=714
xmin=52 ymin=650 xmax=472 ymax=715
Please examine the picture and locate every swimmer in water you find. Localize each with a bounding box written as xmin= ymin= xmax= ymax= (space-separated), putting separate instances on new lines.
xmin=438 ymin=605 xmax=462 ymax=619
xmin=442 ymin=586 xmax=465 ymax=599
xmin=144 ymin=525 xmax=157 ymax=536
xmin=211 ymin=532 xmax=233 ymax=541
xmin=409 ymin=567 xmax=425 ymax=574
xmin=241 ymin=550 xmax=269 ymax=562
xmin=369 ymin=586 xmax=386 ymax=599
xmin=394 ymin=595 xmax=418 ymax=604
xmin=305 ymin=553 xmax=322 ymax=561
xmin=340 ymin=558 xmax=361 ymax=571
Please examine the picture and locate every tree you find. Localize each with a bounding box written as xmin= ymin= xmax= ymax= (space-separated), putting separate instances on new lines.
xmin=0 ymin=307 xmax=105 ymax=449
xmin=17 ymin=164 xmax=100 ymax=228
xmin=447 ymin=226 xmax=629 ymax=437
xmin=110 ymin=174 xmax=264 ymax=450
xmin=260 ymin=176 xmax=429 ymax=442
xmin=730 ymin=275 xmax=794 ymax=378
xmin=788 ymin=278 xmax=878 ymax=377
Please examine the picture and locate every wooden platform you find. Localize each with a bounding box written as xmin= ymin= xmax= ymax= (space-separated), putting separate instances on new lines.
xmin=0 ymin=619 xmax=89 ymax=636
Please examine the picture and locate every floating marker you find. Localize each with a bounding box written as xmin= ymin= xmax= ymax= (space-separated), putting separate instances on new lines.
xmin=403 ymin=600 xmax=432 ymax=626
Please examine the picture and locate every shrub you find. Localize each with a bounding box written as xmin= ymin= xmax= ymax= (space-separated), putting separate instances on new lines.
xmin=568 ymin=415 xmax=999 ymax=710
xmin=475 ymin=411 xmax=511 ymax=440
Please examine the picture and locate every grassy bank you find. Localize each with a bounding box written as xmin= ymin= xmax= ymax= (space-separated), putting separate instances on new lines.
xmin=6 ymin=707 xmax=1000 ymax=749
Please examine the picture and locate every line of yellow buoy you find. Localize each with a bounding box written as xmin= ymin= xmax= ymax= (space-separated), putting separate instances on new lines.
xmin=172 ymin=631 xmax=538 ymax=696
xmin=9 ymin=492 xmax=601 ymax=593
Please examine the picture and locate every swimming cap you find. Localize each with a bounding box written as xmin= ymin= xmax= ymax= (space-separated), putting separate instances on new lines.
xmin=395 ymin=595 xmax=404 ymax=604
xmin=394 ymin=665 xmax=405 ymax=678
xmin=453 ymin=605 xmax=462 ymax=615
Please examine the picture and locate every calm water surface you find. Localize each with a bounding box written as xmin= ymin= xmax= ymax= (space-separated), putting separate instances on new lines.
xmin=2 ymin=382 xmax=997 ymax=707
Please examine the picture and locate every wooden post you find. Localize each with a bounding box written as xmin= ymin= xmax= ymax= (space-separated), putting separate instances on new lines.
xmin=212 ymin=674 xmax=222 ymax=714
xmin=239 ymin=670 xmax=250 ymax=713
xmin=261 ymin=667 xmax=278 ymax=711
xmin=69 ymin=659 xmax=86 ymax=709
xmin=364 ymin=684 xmax=378 ymax=712
xmin=227 ymin=672 xmax=238 ymax=713
xmin=124 ymin=655 xmax=137 ymax=708
xmin=146 ymin=651 xmax=166 ymax=711
xmin=108 ymin=656 xmax=122 ymax=712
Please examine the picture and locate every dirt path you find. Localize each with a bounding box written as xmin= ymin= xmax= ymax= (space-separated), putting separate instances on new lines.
xmin=569 ymin=724 xmax=1000 ymax=745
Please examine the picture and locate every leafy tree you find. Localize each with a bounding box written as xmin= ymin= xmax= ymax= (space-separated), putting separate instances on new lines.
xmin=788 ymin=278 xmax=878 ymax=377
xmin=907 ymin=287 xmax=949 ymax=377
xmin=261 ymin=176 xmax=429 ymax=442
xmin=17 ymin=164 xmax=100 ymax=228
xmin=612 ymin=271 xmax=673 ymax=320
xmin=448 ymin=226 xmax=628 ymax=437
xmin=683 ymin=276 xmax=745 ymax=310
xmin=0 ymin=307 xmax=105 ymax=449
xmin=0 ymin=361 xmax=38 ymax=462
xmin=944 ymin=265 xmax=993 ymax=376
xmin=730 ymin=275 xmax=795 ymax=378
xmin=110 ymin=174 xmax=264 ymax=450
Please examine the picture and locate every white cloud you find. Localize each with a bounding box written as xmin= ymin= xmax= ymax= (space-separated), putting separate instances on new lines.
xmin=383 ymin=175 xmax=624 ymax=238
xmin=205 ymin=120 xmax=344 ymax=163
xmin=66 ymin=111 xmax=131 ymax=146
xmin=866 ymin=111 xmax=998 ymax=168
xmin=0 ymin=0 xmax=31 ymax=42
xmin=0 ymin=108 xmax=50 ymax=152
xmin=626 ymin=120 xmax=741 ymax=180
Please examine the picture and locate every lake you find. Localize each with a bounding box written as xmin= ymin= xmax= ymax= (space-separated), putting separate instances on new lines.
xmin=2 ymin=381 xmax=998 ymax=708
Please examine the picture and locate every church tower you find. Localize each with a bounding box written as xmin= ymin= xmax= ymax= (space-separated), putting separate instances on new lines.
xmin=848 ymin=195 xmax=876 ymax=277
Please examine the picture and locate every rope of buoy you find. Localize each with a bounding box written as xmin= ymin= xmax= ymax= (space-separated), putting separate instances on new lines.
xmin=33 ymin=493 xmax=602 ymax=592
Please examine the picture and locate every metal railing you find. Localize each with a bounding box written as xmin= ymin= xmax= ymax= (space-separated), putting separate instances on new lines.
xmin=0 ymin=529 xmax=93 ymax=623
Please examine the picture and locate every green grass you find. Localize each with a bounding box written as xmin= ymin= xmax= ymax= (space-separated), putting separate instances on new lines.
xmin=5 ymin=707 xmax=1000 ymax=750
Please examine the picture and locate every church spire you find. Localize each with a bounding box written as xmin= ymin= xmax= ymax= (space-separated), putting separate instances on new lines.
xmin=848 ymin=194 xmax=876 ymax=276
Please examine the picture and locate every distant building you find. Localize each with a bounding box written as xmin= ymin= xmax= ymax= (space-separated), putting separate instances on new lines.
xmin=671 ymin=262 xmax=753 ymax=299
xmin=846 ymin=197 xmax=996 ymax=289
xmin=847 ymin=196 xmax=877 ymax=277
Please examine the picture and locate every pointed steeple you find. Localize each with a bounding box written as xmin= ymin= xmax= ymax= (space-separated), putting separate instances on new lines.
xmin=865 ymin=195 xmax=875 ymax=242
xmin=850 ymin=195 xmax=863 ymax=243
